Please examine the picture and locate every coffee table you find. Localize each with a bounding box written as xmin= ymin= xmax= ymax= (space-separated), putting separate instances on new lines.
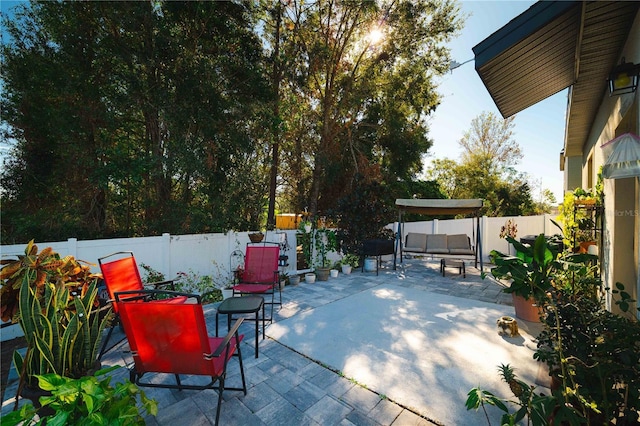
xmin=440 ymin=258 xmax=466 ymax=278
xmin=216 ymin=296 xmax=265 ymax=358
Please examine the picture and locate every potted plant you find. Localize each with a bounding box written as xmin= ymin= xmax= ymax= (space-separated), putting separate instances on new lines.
xmin=0 ymin=240 xmax=110 ymax=406
xmin=289 ymin=274 xmax=301 ymax=286
xmin=1 ymin=366 xmax=157 ymax=425
xmin=467 ymin=280 xmax=640 ymax=425
xmin=313 ymin=228 xmax=338 ymax=281
xmin=490 ymin=234 xmax=560 ymax=322
xmin=248 ymin=231 xmax=264 ymax=243
xmin=340 ymin=253 xmax=360 ymax=274
xmin=279 ymin=273 xmax=288 ymax=290
xmin=300 ymin=220 xmax=313 ymax=234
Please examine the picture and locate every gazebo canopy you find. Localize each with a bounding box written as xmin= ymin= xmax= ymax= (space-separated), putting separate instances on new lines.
xmin=395 ymin=199 xmax=484 ymax=216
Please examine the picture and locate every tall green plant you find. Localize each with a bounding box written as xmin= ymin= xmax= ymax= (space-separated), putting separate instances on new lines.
xmin=313 ymin=228 xmax=338 ymax=268
xmin=490 ymin=234 xmax=561 ymax=303
xmin=1 ymin=241 xmax=110 ymax=393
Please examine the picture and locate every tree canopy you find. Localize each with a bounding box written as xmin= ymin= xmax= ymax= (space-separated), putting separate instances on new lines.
xmin=427 ymin=111 xmax=554 ymax=217
xmin=1 ymin=0 xmax=462 ymax=243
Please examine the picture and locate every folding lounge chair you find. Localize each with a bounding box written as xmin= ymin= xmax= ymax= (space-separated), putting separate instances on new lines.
xmin=232 ymin=242 xmax=281 ymax=320
xmin=97 ymin=251 xmax=186 ymax=359
xmin=115 ymin=290 xmax=246 ymax=426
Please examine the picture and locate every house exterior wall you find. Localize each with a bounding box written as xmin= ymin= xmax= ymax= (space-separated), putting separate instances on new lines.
xmin=578 ymin=12 xmax=639 ymax=315
xmin=563 ymin=155 xmax=583 ymax=192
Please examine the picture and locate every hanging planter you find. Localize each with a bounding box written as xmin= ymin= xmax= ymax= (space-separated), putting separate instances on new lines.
xmin=249 ymin=232 xmax=264 ymax=243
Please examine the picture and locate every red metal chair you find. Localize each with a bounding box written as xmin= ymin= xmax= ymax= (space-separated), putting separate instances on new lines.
xmin=98 ymin=251 xmax=185 ymax=359
xmin=116 ymin=290 xmax=246 ymax=426
xmin=232 ymin=242 xmax=281 ymax=320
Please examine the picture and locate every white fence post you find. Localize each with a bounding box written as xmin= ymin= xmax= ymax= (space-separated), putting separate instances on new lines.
xmin=67 ymin=238 xmax=78 ymax=257
xmin=162 ymin=233 xmax=171 ymax=279
xmin=481 ymin=216 xmax=489 ymax=262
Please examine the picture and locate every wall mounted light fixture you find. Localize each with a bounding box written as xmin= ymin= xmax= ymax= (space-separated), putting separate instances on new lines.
xmin=608 ymin=57 xmax=639 ymax=96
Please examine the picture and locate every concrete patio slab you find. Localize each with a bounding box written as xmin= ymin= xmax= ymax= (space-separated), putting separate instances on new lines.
xmin=267 ymin=282 xmax=543 ymax=425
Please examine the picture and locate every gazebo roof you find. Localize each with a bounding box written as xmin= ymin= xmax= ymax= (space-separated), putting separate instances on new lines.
xmin=395 ymin=199 xmax=484 ymax=215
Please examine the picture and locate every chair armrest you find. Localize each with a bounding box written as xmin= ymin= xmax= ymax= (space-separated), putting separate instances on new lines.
xmin=145 ymin=278 xmax=177 ymax=290
xmin=115 ymin=289 xmax=198 ymax=302
xmin=207 ymin=318 xmax=244 ymax=359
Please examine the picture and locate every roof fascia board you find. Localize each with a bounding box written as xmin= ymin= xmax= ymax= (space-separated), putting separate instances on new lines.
xmin=473 ymin=1 xmax=579 ymax=70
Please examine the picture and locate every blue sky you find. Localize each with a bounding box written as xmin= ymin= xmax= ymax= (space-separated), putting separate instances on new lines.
xmin=427 ymin=0 xmax=567 ymax=202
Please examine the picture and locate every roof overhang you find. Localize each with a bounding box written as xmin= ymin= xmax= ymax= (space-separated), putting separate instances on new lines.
xmin=395 ymin=199 xmax=483 ymax=215
xmin=473 ymin=1 xmax=640 ymax=157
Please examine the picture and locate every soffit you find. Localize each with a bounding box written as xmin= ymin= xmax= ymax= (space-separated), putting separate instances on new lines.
xmin=473 ymin=1 xmax=640 ymax=157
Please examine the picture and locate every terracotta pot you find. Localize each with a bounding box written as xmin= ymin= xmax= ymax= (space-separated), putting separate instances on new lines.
xmin=315 ymin=268 xmax=330 ymax=281
xmin=579 ymin=241 xmax=596 ymax=254
xmin=512 ymin=294 xmax=542 ymax=322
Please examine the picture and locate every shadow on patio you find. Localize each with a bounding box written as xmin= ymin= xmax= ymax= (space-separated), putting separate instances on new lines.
xmin=2 ymin=258 xmax=545 ymax=426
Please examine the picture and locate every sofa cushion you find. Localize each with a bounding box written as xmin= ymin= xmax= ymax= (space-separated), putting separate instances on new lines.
xmin=404 ymin=232 xmax=427 ymax=252
xmin=425 ymin=234 xmax=448 ymax=254
xmin=447 ymin=234 xmax=473 ymax=255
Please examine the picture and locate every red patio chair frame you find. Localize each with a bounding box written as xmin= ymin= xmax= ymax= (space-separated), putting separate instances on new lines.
xmin=116 ymin=289 xmax=247 ymax=426
xmin=97 ymin=251 xmax=185 ymax=359
xmin=232 ymin=242 xmax=281 ymax=320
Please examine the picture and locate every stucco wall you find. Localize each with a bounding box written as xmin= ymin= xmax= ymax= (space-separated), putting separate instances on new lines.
xmin=580 ymin=12 xmax=640 ymax=315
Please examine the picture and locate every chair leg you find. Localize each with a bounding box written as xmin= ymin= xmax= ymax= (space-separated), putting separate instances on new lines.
xmin=215 ymin=376 xmax=225 ymax=426
xmin=98 ymin=323 xmax=116 ymax=360
xmin=236 ymin=341 xmax=247 ymax=395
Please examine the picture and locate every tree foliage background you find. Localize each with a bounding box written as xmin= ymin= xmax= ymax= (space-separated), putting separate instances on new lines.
xmin=426 ymin=112 xmax=556 ymax=216
xmin=1 ymin=0 xmax=463 ymax=244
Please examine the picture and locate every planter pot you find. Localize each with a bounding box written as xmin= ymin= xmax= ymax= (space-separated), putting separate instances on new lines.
xmin=249 ymin=232 xmax=264 ymax=243
xmin=364 ymin=258 xmax=377 ymax=272
xmin=315 ymin=268 xmax=330 ymax=281
xmin=221 ymin=288 xmax=234 ymax=300
xmin=304 ymin=224 xmax=312 ymax=233
xmin=512 ymin=294 xmax=542 ymax=323
xmin=289 ymin=275 xmax=301 ymax=286
xmin=341 ymin=265 xmax=352 ymax=275
xmin=330 ymin=269 xmax=339 ymax=278
xmin=579 ymin=241 xmax=597 ymax=254
xmin=280 ymin=280 xmax=286 ymax=290
xmin=305 ymin=273 xmax=316 ymax=284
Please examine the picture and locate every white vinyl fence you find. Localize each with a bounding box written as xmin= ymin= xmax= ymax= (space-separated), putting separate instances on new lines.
xmin=1 ymin=215 xmax=560 ymax=340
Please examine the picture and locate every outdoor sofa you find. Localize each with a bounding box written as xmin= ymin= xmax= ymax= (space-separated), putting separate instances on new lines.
xmin=402 ymin=233 xmax=475 ymax=259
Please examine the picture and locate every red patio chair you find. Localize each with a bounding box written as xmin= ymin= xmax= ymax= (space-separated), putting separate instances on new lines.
xmin=97 ymin=251 xmax=186 ymax=359
xmin=116 ymin=290 xmax=246 ymax=426
xmin=232 ymin=242 xmax=281 ymax=320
